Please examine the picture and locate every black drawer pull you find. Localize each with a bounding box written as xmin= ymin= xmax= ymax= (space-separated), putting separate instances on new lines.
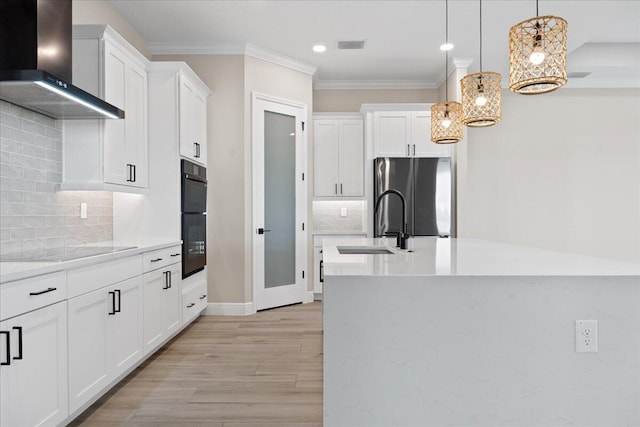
xmin=29 ymin=287 xmax=57 ymax=296
xmin=187 ymin=303 xmax=195 ymax=308
xmin=114 ymin=290 xmax=121 ymax=313
xmin=1 ymin=331 xmax=10 ymax=366
xmin=150 ymin=258 xmax=163 ymax=263
xmin=12 ymin=327 xmax=23 ymax=360
xmin=170 ymin=253 xmax=180 ymax=257
xmin=199 ymin=294 xmax=207 ymax=300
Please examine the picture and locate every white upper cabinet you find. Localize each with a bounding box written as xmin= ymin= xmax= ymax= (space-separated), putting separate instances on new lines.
xmin=63 ymin=25 xmax=149 ymax=192
xmin=179 ymin=76 xmax=208 ymax=164
xmin=373 ymin=110 xmax=452 ymax=158
xmin=314 ymin=117 xmax=364 ymax=197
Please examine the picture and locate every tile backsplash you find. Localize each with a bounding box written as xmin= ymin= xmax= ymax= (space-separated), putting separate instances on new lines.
xmin=313 ymin=200 xmax=367 ymax=233
xmin=0 ymin=101 xmax=113 ymax=255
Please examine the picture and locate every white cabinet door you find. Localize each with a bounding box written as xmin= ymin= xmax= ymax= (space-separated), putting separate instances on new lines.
xmin=412 ymin=111 xmax=451 ymax=157
xmin=107 ymin=276 xmax=143 ymax=379
xmin=313 ymin=120 xmax=340 ymax=197
xmin=67 ymin=287 xmax=110 ymax=413
xmin=0 ymin=302 xmax=68 ymax=427
xmin=193 ymin=90 xmax=208 ymax=164
xmin=338 ymin=119 xmax=364 ymax=197
xmin=143 ymin=263 xmax=182 ymax=355
xmin=103 ymin=41 xmax=128 ymax=186
xmin=143 ymin=269 xmax=165 ymax=354
xmin=180 ymin=76 xmax=207 ymax=164
xmin=373 ymin=111 xmax=411 ymax=157
xmin=125 ymin=61 xmax=149 ymax=188
xmin=164 ymin=264 xmax=183 ymax=337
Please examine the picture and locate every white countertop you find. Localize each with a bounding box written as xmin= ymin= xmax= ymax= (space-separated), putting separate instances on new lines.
xmin=322 ymin=237 xmax=640 ymax=277
xmin=0 ymin=240 xmax=181 ymax=284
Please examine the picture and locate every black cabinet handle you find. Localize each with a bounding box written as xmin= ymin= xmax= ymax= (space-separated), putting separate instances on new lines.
xmin=199 ymin=294 xmax=207 ymax=300
xmin=1 ymin=331 xmax=10 ymax=366
xmin=320 ymin=260 xmax=324 ymax=283
xmin=340 ymin=183 xmax=343 ymax=194
xmin=335 ymin=183 xmax=338 ymax=194
xmin=126 ymin=164 xmax=133 ymax=182
xmin=412 ymin=144 xmax=416 ymax=156
xmin=12 ymin=327 xmax=22 ymax=360
xmin=108 ymin=291 xmax=116 ymax=315
xmin=150 ymin=258 xmax=163 ymax=263
xmin=194 ymin=142 xmax=200 ymax=158
xmin=132 ymin=164 xmax=136 ymax=183
xmin=115 ymin=290 xmax=121 ymax=313
xmin=170 ymin=253 xmax=180 ymax=257
xmin=187 ymin=303 xmax=195 ymax=308
xmin=29 ymin=287 xmax=56 ymax=296
xmin=169 ymin=271 xmax=172 ymax=288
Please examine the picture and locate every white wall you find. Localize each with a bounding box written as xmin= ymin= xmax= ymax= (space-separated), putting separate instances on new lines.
xmin=465 ymin=88 xmax=640 ymax=263
xmin=313 ymin=88 xmax=438 ymax=112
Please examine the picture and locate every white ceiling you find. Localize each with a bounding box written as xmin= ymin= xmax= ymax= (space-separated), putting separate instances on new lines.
xmin=108 ymin=0 xmax=640 ymax=89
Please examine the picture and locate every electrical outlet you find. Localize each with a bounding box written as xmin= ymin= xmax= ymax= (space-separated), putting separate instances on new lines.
xmin=80 ymin=203 xmax=87 ymax=219
xmin=340 ymin=207 xmax=348 ymax=217
xmin=576 ymin=320 xmax=598 ymax=353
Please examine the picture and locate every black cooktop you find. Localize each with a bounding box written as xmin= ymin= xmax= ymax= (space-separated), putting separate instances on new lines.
xmin=0 ymin=246 xmax=137 ymax=262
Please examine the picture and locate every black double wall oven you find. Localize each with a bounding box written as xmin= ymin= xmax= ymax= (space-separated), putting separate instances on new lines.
xmin=181 ymin=160 xmax=207 ymax=278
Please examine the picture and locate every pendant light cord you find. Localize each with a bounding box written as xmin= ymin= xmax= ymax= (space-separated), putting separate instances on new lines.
xmin=445 ymin=0 xmax=449 ymax=102
xmin=536 ymin=0 xmax=539 ymax=16
xmin=479 ymin=0 xmax=483 ymax=72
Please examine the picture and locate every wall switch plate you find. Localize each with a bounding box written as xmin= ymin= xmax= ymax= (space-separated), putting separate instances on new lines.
xmin=340 ymin=207 xmax=348 ymax=217
xmin=80 ymin=203 xmax=87 ymax=219
xmin=576 ymin=320 xmax=598 ymax=353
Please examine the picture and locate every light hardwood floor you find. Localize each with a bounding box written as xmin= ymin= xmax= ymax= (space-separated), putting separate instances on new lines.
xmin=71 ymin=302 xmax=323 ymax=427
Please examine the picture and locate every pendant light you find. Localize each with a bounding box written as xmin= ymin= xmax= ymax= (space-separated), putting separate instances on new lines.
xmin=461 ymin=0 xmax=501 ymax=127
xmin=509 ymin=0 xmax=567 ymax=94
xmin=431 ymin=0 xmax=463 ymax=144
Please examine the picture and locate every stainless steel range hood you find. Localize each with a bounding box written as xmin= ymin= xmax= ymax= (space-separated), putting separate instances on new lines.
xmin=0 ymin=0 xmax=124 ymax=120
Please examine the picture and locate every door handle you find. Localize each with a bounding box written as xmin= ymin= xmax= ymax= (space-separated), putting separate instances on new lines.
xmin=194 ymin=142 xmax=200 ymax=158
xmin=257 ymin=228 xmax=271 ymax=234
xmin=163 ymin=271 xmax=170 ymax=290
xmin=108 ymin=291 xmax=116 ymax=315
xmin=12 ymin=327 xmax=22 ymax=360
xmin=335 ymin=183 xmax=338 ymax=194
xmin=132 ymin=164 xmax=136 ymax=183
xmin=168 ymin=271 xmax=172 ymax=289
xmin=340 ymin=183 xmax=343 ymax=194
xmin=320 ymin=260 xmax=324 ymax=283
xmin=1 ymin=331 xmax=10 ymax=366
xmin=412 ymin=144 xmax=416 ymax=156
xmin=126 ymin=164 xmax=133 ymax=182
xmin=407 ymin=144 xmax=410 ymax=156
xmin=114 ymin=290 xmax=121 ymax=313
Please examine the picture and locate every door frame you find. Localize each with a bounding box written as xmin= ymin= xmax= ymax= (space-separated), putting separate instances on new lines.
xmin=251 ymin=92 xmax=308 ymax=311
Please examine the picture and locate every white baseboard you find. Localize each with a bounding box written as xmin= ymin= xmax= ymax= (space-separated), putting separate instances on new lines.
xmin=303 ymin=291 xmax=314 ymax=303
xmin=314 ymin=293 xmax=323 ymax=301
xmin=205 ymin=302 xmax=256 ymax=316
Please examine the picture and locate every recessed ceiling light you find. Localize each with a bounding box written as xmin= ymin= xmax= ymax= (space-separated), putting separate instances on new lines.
xmin=440 ymin=43 xmax=454 ymax=51
xmin=313 ymin=44 xmax=327 ymax=53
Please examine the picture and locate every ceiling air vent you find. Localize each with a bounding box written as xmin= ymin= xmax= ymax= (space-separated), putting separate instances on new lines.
xmin=567 ymin=71 xmax=592 ymax=78
xmin=338 ymin=40 xmax=366 ymax=50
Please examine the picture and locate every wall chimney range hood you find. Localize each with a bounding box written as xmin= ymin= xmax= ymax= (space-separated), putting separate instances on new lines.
xmin=0 ymin=0 xmax=124 ymax=120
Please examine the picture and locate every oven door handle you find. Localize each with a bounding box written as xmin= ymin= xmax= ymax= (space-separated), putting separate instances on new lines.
xmin=183 ymin=174 xmax=207 ymax=184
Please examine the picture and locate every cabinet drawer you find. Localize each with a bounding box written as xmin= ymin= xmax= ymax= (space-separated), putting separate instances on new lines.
xmin=67 ymin=255 xmax=142 ymax=298
xmin=182 ymin=281 xmax=206 ymax=325
xmin=143 ymin=246 xmax=181 ymax=273
xmin=0 ymin=272 xmax=67 ymax=321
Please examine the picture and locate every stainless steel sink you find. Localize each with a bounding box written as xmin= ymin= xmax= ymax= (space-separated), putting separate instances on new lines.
xmin=337 ymin=246 xmax=395 ymax=255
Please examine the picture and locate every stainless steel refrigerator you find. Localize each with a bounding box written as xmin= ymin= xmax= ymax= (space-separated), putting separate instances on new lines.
xmin=373 ymin=157 xmax=453 ymax=237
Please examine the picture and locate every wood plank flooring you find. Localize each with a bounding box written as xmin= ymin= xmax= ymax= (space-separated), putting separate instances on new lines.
xmin=70 ymin=302 xmax=323 ymax=427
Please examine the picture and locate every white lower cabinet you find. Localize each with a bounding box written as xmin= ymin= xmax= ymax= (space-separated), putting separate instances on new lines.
xmin=143 ymin=262 xmax=182 ymax=354
xmin=68 ymin=275 xmax=143 ymax=414
xmin=182 ymin=280 xmax=207 ymax=325
xmin=0 ymin=301 xmax=68 ymax=427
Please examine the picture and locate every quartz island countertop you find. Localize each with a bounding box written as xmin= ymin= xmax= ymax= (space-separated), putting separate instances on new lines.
xmin=0 ymin=240 xmax=181 ymax=284
xmin=322 ymin=236 xmax=640 ymax=277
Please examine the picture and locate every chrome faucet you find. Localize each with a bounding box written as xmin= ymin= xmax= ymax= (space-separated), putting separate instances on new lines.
xmin=374 ymin=189 xmax=410 ymax=249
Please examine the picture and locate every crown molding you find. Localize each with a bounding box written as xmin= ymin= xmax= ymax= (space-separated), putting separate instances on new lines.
xmin=149 ymin=41 xmax=318 ymax=76
xmin=314 ymin=79 xmax=438 ymax=90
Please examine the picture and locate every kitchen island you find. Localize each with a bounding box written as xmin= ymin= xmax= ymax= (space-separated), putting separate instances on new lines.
xmin=322 ymin=237 xmax=640 ymax=427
